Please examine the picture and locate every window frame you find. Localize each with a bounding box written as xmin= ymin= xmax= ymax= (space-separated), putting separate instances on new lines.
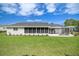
xmin=13 ymin=28 xmax=18 ymax=31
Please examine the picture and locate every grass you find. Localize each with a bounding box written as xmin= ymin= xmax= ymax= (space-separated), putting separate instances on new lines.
xmin=0 ymin=33 xmax=79 ymax=56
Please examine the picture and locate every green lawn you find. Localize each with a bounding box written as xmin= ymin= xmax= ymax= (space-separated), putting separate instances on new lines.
xmin=0 ymin=33 xmax=79 ymax=56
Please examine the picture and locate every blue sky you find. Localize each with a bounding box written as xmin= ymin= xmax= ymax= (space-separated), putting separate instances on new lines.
xmin=0 ymin=3 xmax=79 ymax=25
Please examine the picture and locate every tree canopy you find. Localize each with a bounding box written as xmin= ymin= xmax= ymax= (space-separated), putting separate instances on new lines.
xmin=64 ymin=19 xmax=79 ymax=26
xmin=64 ymin=19 xmax=79 ymax=32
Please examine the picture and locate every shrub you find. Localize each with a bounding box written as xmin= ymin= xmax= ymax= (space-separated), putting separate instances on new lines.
xmin=73 ymin=32 xmax=79 ymax=36
xmin=0 ymin=31 xmax=6 ymax=35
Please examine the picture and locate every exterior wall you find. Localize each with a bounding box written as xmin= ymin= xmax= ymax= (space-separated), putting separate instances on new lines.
xmin=54 ymin=28 xmax=62 ymax=34
xmin=6 ymin=27 xmax=73 ymax=36
xmin=24 ymin=27 xmax=48 ymax=35
xmin=48 ymin=34 xmax=59 ymax=36
xmin=0 ymin=26 xmax=6 ymax=31
xmin=6 ymin=27 xmax=48 ymax=35
xmin=48 ymin=28 xmax=63 ymax=36
xmin=6 ymin=27 xmax=24 ymax=35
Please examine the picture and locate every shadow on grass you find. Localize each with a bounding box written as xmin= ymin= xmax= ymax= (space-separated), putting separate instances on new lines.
xmin=65 ymin=54 xmax=70 ymax=56
xmin=64 ymin=53 xmax=75 ymax=56
xmin=22 ymin=54 xmax=36 ymax=56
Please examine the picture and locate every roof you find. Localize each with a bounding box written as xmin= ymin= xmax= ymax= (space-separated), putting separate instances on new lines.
xmin=11 ymin=22 xmax=50 ymax=26
xmin=6 ymin=22 xmax=63 ymax=28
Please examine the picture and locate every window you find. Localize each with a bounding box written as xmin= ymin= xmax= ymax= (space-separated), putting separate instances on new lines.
xmin=24 ymin=28 xmax=29 ymax=33
xmin=29 ymin=28 xmax=32 ymax=33
xmin=41 ymin=28 xmax=44 ymax=33
xmin=7 ymin=27 xmax=12 ymax=29
xmin=13 ymin=28 xmax=18 ymax=31
xmin=33 ymin=28 xmax=36 ymax=33
xmin=37 ymin=28 xmax=40 ymax=33
xmin=50 ymin=29 xmax=55 ymax=34
xmin=45 ymin=28 xmax=48 ymax=33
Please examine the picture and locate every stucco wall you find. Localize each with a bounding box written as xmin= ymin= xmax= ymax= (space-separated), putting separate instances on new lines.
xmin=6 ymin=27 xmax=65 ymax=36
xmin=55 ymin=28 xmax=62 ymax=34
xmin=7 ymin=27 xmax=48 ymax=35
xmin=7 ymin=27 xmax=24 ymax=35
xmin=0 ymin=26 xmax=6 ymax=31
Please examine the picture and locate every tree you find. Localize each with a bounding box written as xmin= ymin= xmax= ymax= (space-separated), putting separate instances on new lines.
xmin=64 ymin=19 xmax=78 ymax=26
xmin=75 ymin=21 xmax=79 ymax=32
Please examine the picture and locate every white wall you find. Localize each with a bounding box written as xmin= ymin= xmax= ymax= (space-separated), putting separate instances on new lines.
xmin=6 ymin=27 xmax=72 ymax=36
xmin=7 ymin=27 xmax=24 ymax=35
xmin=6 ymin=27 xmax=50 ymax=35
xmin=48 ymin=28 xmax=62 ymax=36
xmin=48 ymin=34 xmax=59 ymax=36
xmin=55 ymin=28 xmax=62 ymax=34
xmin=0 ymin=26 xmax=6 ymax=31
xmin=6 ymin=27 xmax=51 ymax=36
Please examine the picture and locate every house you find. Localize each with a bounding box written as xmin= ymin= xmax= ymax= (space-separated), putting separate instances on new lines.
xmin=5 ymin=22 xmax=74 ymax=36
xmin=0 ymin=25 xmax=6 ymax=31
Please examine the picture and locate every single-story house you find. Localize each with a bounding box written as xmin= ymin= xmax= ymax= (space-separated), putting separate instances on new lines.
xmin=5 ymin=22 xmax=74 ymax=36
xmin=0 ymin=25 xmax=6 ymax=31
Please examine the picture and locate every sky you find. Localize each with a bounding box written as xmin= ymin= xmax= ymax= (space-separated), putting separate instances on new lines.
xmin=0 ymin=3 xmax=79 ymax=25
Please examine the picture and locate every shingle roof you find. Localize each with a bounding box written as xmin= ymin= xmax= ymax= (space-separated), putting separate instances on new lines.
xmin=7 ymin=22 xmax=63 ymax=27
xmin=49 ymin=23 xmax=63 ymax=27
xmin=11 ymin=22 xmax=49 ymax=26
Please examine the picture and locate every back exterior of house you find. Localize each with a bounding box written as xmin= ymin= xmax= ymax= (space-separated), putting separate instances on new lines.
xmin=5 ymin=22 xmax=74 ymax=36
xmin=0 ymin=25 xmax=6 ymax=31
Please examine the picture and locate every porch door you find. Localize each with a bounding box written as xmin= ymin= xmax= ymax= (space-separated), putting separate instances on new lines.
xmin=50 ymin=29 xmax=55 ymax=34
xmin=24 ymin=28 xmax=29 ymax=33
xmin=64 ymin=28 xmax=69 ymax=35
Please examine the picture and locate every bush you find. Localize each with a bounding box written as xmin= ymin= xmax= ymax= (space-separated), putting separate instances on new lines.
xmin=0 ymin=31 xmax=6 ymax=35
xmin=73 ymin=32 xmax=79 ymax=36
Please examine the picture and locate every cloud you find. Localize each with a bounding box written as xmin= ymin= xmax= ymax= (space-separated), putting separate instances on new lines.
xmin=0 ymin=3 xmax=45 ymax=16
xmin=45 ymin=3 xmax=56 ymax=13
xmin=26 ymin=19 xmax=33 ymax=22
xmin=18 ymin=3 xmax=37 ymax=16
xmin=18 ymin=3 xmax=44 ymax=16
xmin=2 ymin=3 xmax=78 ymax=16
xmin=65 ymin=3 xmax=79 ymax=14
xmin=0 ymin=3 xmax=57 ymax=16
xmin=26 ymin=19 xmax=42 ymax=22
xmin=33 ymin=9 xmax=44 ymax=16
xmin=1 ymin=3 xmax=17 ymax=14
